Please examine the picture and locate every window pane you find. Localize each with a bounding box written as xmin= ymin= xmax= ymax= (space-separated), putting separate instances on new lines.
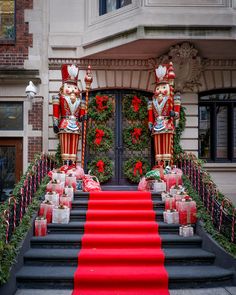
xmin=0 ymin=146 xmax=15 ymax=201
xmin=199 ymin=106 xmax=211 ymax=159
xmin=0 ymin=0 xmax=15 ymax=40
xmin=106 ymin=0 xmax=117 ymax=12
xmin=121 ymin=0 xmax=132 ymax=7
xmin=234 ymin=107 xmax=236 ymax=158
xmin=216 ymin=106 xmax=228 ymax=159
xmin=0 ymin=102 xmax=23 ymax=130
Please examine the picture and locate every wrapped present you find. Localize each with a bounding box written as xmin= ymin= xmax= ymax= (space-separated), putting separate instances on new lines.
xmin=64 ymin=186 xmax=74 ymax=199
xmin=178 ymin=197 xmax=197 ymax=225
xmin=83 ymin=175 xmax=101 ymax=192
xmin=163 ymin=210 xmax=179 ymax=224
xmin=165 ymin=196 xmax=176 ymax=210
xmin=59 ymin=194 xmax=72 ymax=209
xmin=146 ymin=180 xmax=166 ymax=193
xmin=161 ymin=191 xmax=170 ymax=202
xmin=169 ymin=184 xmax=183 ymax=197
xmin=45 ymin=191 xmax=59 ymax=206
xmin=174 ymin=191 xmax=188 ymax=210
xmin=75 ymin=165 xmax=85 ymax=180
xmin=65 ymin=175 xmax=77 ymax=190
xmin=52 ymin=205 xmax=70 ymax=224
xmin=164 ymin=172 xmax=183 ymax=192
xmin=138 ymin=177 xmax=148 ymax=191
xmin=46 ymin=180 xmax=64 ymax=196
xmin=179 ymin=225 xmax=194 ymax=237
xmin=145 ymin=169 xmax=160 ymax=180
xmin=39 ymin=200 xmax=54 ymax=223
xmin=76 ymin=179 xmax=83 ymax=191
xmin=52 ymin=171 xmax=66 ymax=182
xmin=35 ymin=217 xmax=47 ymax=236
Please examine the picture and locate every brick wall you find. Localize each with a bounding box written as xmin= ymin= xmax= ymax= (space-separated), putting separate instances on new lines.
xmin=28 ymin=101 xmax=43 ymax=130
xmin=0 ymin=0 xmax=33 ymax=68
xmin=28 ymin=137 xmax=42 ymax=162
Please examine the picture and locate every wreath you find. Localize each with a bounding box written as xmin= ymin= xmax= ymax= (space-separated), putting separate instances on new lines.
xmin=88 ymin=94 xmax=113 ymax=122
xmin=87 ymin=125 xmax=113 ymax=152
xmin=124 ymin=157 xmax=151 ymax=183
xmin=123 ymin=124 xmax=149 ymax=151
xmin=87 ymin=157 xmax=113 ymax=183
xmin=123 ymin=94 xmax=148 ymax=121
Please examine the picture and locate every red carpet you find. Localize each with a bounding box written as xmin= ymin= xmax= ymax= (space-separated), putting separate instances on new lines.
xmin=73 ymin=191 xmax=169 ymax=295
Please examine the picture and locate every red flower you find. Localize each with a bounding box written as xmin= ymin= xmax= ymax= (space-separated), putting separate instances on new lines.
xmin=94 ymin=129 xmax=105 ymax=145
xmin=96 ymin=160 xmax=105 ymax=173
xmin=132 ymin=128 xmax=142 ymax=144
xmin=96 ymin=95 xmax=108 ymax=111
xmin=133 ymin=161 xmax=143 ymax=176
xmin=132 ymin=96 xmax=141 ymax=112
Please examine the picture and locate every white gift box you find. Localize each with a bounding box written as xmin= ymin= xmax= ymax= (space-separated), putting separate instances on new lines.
xmin=147 ymin=180 xmax=166 ymax=193
xmin=45 ymin=192 xmax=59 ymax=206
xmin=161 ymin=192 xmax=170 ymax=202
xmin=179 ymin=225 xmax=194 ymax=237
xmin=169 ymin=185 xmax=183 ymax=196
xmin=52 ymin=172 xmax=66 ymax=182
xmin=163 ymin=210 xmax=179 ymax=224
xmin=52 ymin=206 xmax=70 ymax=224
xmin=64 ymin=186 xmax=74 ymax=200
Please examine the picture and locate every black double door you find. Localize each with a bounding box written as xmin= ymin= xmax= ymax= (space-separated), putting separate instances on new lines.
xmin=86 ymin=90 xmax=152 ymax=185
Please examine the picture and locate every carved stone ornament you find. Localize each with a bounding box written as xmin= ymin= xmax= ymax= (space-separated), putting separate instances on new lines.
xmin=150 ymin=42 xmax=203 ymax=92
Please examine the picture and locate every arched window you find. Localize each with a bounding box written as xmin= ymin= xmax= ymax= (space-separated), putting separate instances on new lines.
xmin=198 ymin=90 xmax=236 ymax=162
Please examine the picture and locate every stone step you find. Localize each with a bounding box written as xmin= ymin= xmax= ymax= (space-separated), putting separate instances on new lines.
xmin=16 ymin=265 xmax=233 ymax=289
xmin=47 ymin=221 xmax=184 ymax=234
xmin=24 ymin=248 xmax=215 ymax=267
xmin=30 ymin=233 xmax=202 ymax=249
xmin=69 ymin=209 xmax=165 ymax=221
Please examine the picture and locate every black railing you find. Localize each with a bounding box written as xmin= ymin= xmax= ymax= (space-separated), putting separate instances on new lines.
xmin=2 ymin=154 xmax=55 ymax=243
xmin=176 ymin=152 xmax=236 ymax=244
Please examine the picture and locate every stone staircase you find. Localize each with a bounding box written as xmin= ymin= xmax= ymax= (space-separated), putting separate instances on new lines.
xmin=15 ymin=191 xmax=234 ymax=290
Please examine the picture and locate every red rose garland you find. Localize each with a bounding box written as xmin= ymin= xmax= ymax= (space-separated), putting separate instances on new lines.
xmin=94 ymin=129 xmax=105 ymax=145
xmin=132 ymin=95 xmax=141 ymax=112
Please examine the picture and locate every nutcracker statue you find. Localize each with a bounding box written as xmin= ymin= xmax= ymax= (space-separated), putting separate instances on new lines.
xmin=52 ymin=64 xmax=86 ymax=164
xmin=148 ymin=62 xmax=181 ymax=167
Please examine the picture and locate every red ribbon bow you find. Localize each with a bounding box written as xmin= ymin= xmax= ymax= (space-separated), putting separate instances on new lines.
xmin=96 ymin=160 xmax=105 ymax=173
xmin=133 ymin=161 xmax=143 ymax=176
xmin=132 ymin=128 xmax=142 ymax=144
xmin=132 ymin=96 xmax=141 ymax=112
xmin=96 ymin=95 xmax=108 ymax=111
xmin=94 ymin=129 xmax=105 ymax=145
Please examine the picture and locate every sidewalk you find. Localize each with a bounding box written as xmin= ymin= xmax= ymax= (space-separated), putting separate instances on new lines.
xmin=15 ymin=287 xmax=236 ymax=295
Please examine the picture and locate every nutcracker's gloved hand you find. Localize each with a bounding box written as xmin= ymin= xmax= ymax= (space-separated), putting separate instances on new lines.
xmin=79 ymin=114 xmax=89 ymax=122
xmin=53 ymin=124 xmax=59 ymax=134
xmin=148 ymin=122 xmax=153 ymax=132
xmin=169 ymin=110 xmax=176 ymax=118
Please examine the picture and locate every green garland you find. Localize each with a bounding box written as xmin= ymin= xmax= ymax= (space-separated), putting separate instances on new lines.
xmin=88 ymin=94 xmax=113 ymax=122
xmin=124 ymin=157 xmax=151 ymax=183
xmin=123 ymin=124 xmax=149 ymax=151
xmin=123 ymin=94 xmax=148 ymax=121
xmin=173 ymin=106 xmax=186 ymax=162
xmin=87 ymin=125 xmax=113 ymax=152
xmin=87 ymin=156 xmax=113 ymax=183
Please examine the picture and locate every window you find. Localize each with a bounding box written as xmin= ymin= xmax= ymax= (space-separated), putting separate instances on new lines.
xmin=0 ymin=0 xmax=15 ymax=41
xmin=0 ymin=102 xmax=23 ymax=130
xmin=99 ymin=0 xmax=132 ymax=15
xmin=199 ymin=91 xmax=236 ymax=162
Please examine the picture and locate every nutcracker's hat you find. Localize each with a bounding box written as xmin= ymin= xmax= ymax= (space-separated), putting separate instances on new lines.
xmin=61 ymin=64 xmax=79 ymax=85
xmin=154 ymin=62 xmax=175 ymax=85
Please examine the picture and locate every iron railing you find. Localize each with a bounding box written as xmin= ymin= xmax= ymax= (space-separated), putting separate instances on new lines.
xmin=2 ymin=154 xmax=55 ymax=243
xmin=176 ymin=152 xmax=236 ymax=244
